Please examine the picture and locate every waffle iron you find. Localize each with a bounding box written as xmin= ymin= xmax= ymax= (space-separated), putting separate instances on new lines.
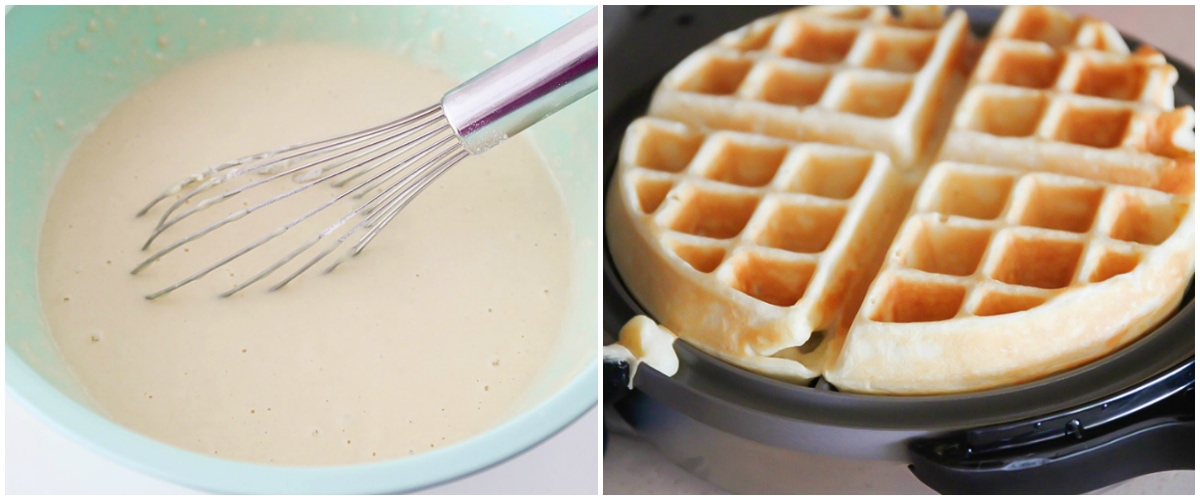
xmin=602 ymin=6 xmax=1195 ymax=494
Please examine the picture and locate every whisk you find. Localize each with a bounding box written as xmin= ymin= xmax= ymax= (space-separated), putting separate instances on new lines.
xmin=132 ymin=9 xmax=597 ymax=300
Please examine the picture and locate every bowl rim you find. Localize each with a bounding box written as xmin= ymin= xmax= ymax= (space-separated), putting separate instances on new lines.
xmin=7 ymin=348 xmax=597 ymax=493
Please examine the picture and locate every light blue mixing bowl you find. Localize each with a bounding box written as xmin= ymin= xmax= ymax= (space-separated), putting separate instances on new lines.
xmin=6 ymin=6 xmax=597 ymax=493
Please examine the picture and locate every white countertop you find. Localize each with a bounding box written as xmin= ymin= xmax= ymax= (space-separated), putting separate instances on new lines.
xmin=602 ymin=4 xmax=1196 ymax=495
xmin=6 ymin=393 xmax=598 ymax=494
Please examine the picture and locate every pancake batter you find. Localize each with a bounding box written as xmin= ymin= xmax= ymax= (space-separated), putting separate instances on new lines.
xmin=37 ymin=43 xmax=574 ymax=465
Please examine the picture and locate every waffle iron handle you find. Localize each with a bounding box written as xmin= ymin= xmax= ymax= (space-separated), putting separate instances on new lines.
xmin=908 ymin=360 xmax=1195 ymax=494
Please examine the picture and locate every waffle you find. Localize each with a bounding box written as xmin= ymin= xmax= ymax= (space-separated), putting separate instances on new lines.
xmin=823 ymin=162 xmax=1194 ymax=393
xmin=938 ymin=6 xmax=1195 ymax=193
xmin=607 ymin=6 xmax=1196 ymax=394
xmin=607 ymin=118 xmax=909 ymax=381
xmin=647 ymin=5 xmax=972 ymax=170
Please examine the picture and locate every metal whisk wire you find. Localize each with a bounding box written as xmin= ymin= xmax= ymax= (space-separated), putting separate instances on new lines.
xmin=132 ymin=7 xmax=597 ymax=299
xmin=134 ymin=106 xmax=466 ymax=299
xmin=138 ymin=106 xmax=447 ymax=251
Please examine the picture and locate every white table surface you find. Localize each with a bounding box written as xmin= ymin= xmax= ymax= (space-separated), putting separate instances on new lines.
xmin=6 ymin=392 xmax=598 ymax=494
xmin=602 ymin=4 xmax=1196 ymax=496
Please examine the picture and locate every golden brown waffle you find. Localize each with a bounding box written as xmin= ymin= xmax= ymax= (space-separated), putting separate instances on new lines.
xmin=647 ymin=6 xmax=972 ymax=170
xmin=824 ymin=162 xmax=1194 ymax=393
xmin=607 ymin=6 xmax=1196 ymax=394
xmin=938 ymin=5 xmax=1195 ymax=193
xmin=607 ymin=117 xmax=909 ymax=381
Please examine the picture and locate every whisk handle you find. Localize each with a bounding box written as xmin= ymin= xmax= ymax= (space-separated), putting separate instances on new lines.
xmin=441 ymin=8 xmax=598 ymax=155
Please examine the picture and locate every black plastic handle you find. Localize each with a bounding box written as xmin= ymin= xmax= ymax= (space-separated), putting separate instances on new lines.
xmin=604 ymin=357 xmax=633 ymax=405
xmin=602 ymin=357 xmax=632 ymax=452
xmin=909 ymin=359 xmax=1195 ymax=494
